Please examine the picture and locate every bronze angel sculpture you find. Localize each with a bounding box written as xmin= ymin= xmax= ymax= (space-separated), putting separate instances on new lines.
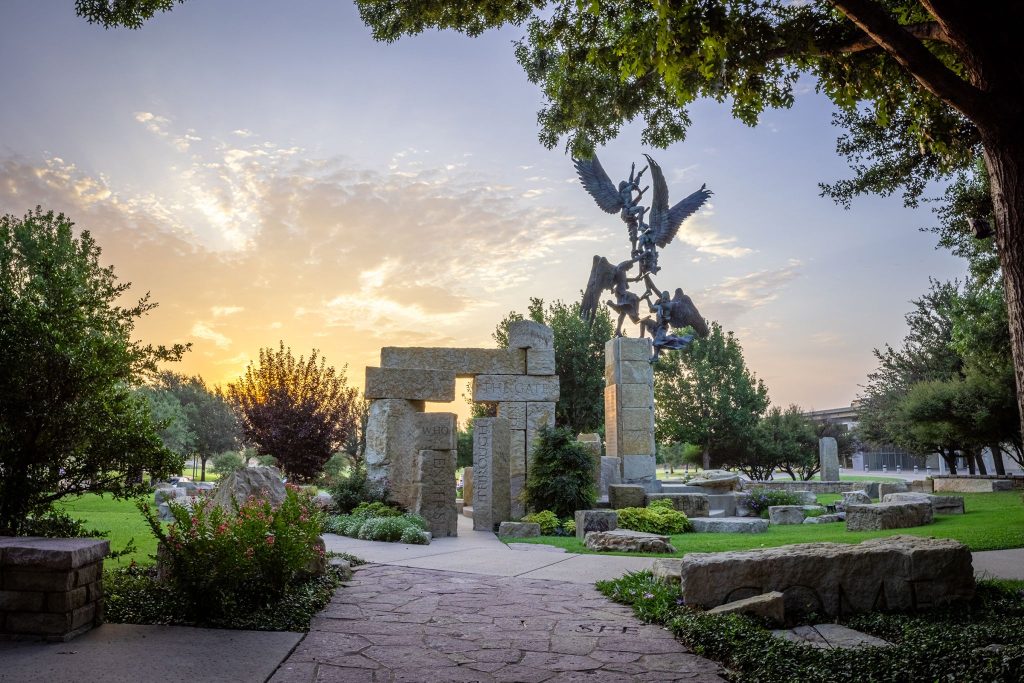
xmin=575 ymin=153 xmax=712 ymax=361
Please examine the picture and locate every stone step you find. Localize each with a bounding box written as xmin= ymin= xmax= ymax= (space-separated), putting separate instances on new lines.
xmin=708 ymin=509 xmax=727 ymax=518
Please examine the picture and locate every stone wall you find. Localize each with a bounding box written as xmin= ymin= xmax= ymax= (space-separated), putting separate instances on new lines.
xmin=742 ymin=480 xmax=886 ymax=494
xmin=0 ymin=537 xmax=108 ymax=641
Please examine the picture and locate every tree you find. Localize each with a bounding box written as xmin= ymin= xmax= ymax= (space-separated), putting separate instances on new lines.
xmin=150 ymin=372 xmax=241 ymax=481
xmin=494 ymin=297 xmax=614 ymax=434
xmin=0 ymin=208 xmax=186 ymax=535
xmin=227 ymin=342 xmax=360 ymax=483
xmin=522 ymin=425 xmax=596 ymax=518
xmin=655 ymin=322 xmax=769 ymax=470
xmin=136 ymin=386 xmax=196 ymax=459
xmin=754 ymin=405 xmax=819 ymax=482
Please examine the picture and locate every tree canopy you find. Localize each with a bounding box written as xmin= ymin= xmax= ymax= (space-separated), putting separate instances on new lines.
xmin=0 ymin=208 xmax=186 ymax=534
xmin=227 ymin=342 xmax=360 ymax=483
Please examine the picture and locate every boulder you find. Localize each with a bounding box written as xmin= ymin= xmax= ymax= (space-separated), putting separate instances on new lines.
xmin=707 ymin=591 xmax=785 ymax=626
xmin=878 ymin=481 xmax=910 ymax=499
xmin=794 ymin=491 xmax=818 ymax=505
xmin=652 ymin=558 xmax=682 ymax=584
xmin=803 ymin=513 xmax=844 ymax=524
xmin=687 ymin=470 xmax=741 ymax=493
xmin=679 ymin=535 xmax=974 ymax=617
xmin=883 ymin=492 xmax=965 ymax=515
xmin=768 ymin=506 xmax=806 ymax=525
xmin=498 ymin=522 xmax=541 ymax=537
xmin=909 ymin=479 xmax=935 ymax=493
xmin=584 ymin=529 xmax=676 ymax=553
xmin=314 ymin=491 xmax=335 ymax=510
xmin=843 ymin=490 xmax=872 ymax=505
xmin=734 ymin=492 xmax=756 ymax=517
xmin=845 ymin=502 xmax=933 ymax=531
xmin=608 ymin=484 xmax=646 ymax=509
xmin=212 ymin=466 xmax=287 ymax=511
xmin=646 ymin=493 xmax=710 ymax=517
xmin=691 ymin=518 xmax=769 ymax=533
xmin=863 ymin=482 xmax=881 ymax=499
xmin=574 ymin=509 xmax=618 ymax=541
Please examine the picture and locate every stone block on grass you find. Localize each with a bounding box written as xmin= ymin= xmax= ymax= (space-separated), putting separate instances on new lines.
xmin=768 ymin=506 xmax=806 ymax=526
xmin=574 ymin=509 xmax=618 ymax=541
xmin=845 ymin=502 xmax=933 ymax=531
xmin=707 ymin=591 xmax=785 ymax=626
xmin=608 ymin=484 xmax=646 ymax=509
xmin=584 ymin=529 xmax=676 ymax=554
xmin=498 ymin=522 xmax=541 ymax=537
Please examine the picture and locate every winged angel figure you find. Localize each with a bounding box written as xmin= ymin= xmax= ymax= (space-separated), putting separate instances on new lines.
xmin=575 ymin=153 xmax=712 ymax=359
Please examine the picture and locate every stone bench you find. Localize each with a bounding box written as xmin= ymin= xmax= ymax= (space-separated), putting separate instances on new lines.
xmin=882 ymin=492 xmax=965 ymax=515
xmin=0 ymin=537 xmax=108 ymax=641
xmin=845 ymin=502 xmax=933 ymax=531
xmin=670 ymin=536 xmax=973 ymax=617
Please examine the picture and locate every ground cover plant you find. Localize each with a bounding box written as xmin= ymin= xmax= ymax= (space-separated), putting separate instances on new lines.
xmin=744 ymin=488 xmax=806 ymax=517
xmin=617 ymin=499 xmax=694 ymax=534
xmin=507 ymin=492 xmax=1024 ymax=556
xmin=324 ymin=501 xmax=430 ymax=544
xmin=597 ymin=570 xmax=1024 ymax=682
xmin=515 ymin=510 xmax=575 ymax=536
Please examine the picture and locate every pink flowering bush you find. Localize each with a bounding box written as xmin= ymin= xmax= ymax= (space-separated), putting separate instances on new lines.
xmin=140 ymin=484 xmax=325 ymax=621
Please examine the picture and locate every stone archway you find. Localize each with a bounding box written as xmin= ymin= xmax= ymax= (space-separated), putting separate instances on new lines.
xmin=363 ymin=321 xmax=558 ymax=536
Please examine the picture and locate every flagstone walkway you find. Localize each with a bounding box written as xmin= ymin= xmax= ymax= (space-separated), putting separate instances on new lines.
xmin=270 ymin=564 xmax=726 ymax=683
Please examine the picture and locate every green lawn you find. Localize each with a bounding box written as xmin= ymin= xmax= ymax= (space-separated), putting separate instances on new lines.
xmin=58 ymin=494 xmax=159 ymax=568
xmin=506 ymin=492 xmax=1024 ymax=557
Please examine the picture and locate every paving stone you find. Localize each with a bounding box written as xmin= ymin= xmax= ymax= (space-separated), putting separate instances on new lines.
xmin=278 ymin=565 xmax=725 ymax=682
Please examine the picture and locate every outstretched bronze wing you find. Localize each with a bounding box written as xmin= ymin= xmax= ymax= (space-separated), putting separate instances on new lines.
xmin=581 ymin=255 xmax=617 ymax=322
xmin=574 ymin=155 xmax=625 ymax=214
xmin=668 ymin=288 xmax=709 ymax=338
xmin=644 ymin=154 xmax=712 ymax=248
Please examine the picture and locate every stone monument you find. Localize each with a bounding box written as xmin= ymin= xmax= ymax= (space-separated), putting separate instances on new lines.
xmin=819 ymin=437 xmax=840 ymax=482
xmin=605 ymin=336 xmax=659 ymax=492
xmin=472 ymin=417 xmax=511 ymax=532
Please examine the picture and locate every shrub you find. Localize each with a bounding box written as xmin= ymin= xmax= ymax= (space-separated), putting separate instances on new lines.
xmin=563 ymin=518 xmax=576 ymax=535
xmin=351 ymin=501 xmax=403 ymax=519
xmin=211 ymin=451 xmax=246 ymax=476
xmin=522 ymin=510 xmax=561 ymax=535
xmin=140 ymin=485 xmax=325 ymax=622
xmin=325 ymin=507 xmax=429 ymax=545
xmin=618 ymin=500 xmax=693 ymax=534
xmin=327 ymin=464 xmax=391 ymax=514
xmin=745 ymin=488 xmax=804 ymax=517
xmin=522 ymin=425 xmax=596 ymax=518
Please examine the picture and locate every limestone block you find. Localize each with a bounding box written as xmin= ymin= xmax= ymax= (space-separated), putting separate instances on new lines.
xmin=604 ymin=383 xmax=654 ymax=411
xmin=365 ymin=367 xmax=455 ymax=401
xmin=845 ymin=502 xmax=933 ymax=531
xmin=605 ymin=359 xmax=655 ymax=386
xmin=772 ymin=624 xmax=893 ymax=649
xmin=819 ymin=437 xmax=840 ymax=482
xmin=509 ymin=429 xmax=527 ymax=519
xmin=706 ymin=493 xmax=737 ymax=516
xmin=688 ymin=471 xmax=741 ymax=493
xmin=679 ymin=536 xmax=974 ymax=617
xmin=0 ymin=538 xmax=109 ymax=571
xmin=933 ymin=478 xmax=996 ymax=493
xmin=473 ymin=375 xmax=560 ymax=402
xmin=863 ymin=482 xmax=881 ymax=498
xmin=584 ymin=529 xmax=676 ymax=553
xmin=878 ymin=481 xmax=910 ymax=498
xmin=618 ymin=431 xmax=656 ymax=457
xmin=411 ymin=412 xmax=457 ymax=451
xmin=497 ymin=402 xmax=526 ymax=430
xmin=472 ymin=417 xmax=511 ymax=531
xmin=882 ymin=492 xmax=965 ymax=515
xmin=526 ymin=401 xmax=556 ymax=451
xmin=577 ymin=433 xmax=603 ymax=490
xmin=213 ymin=466 xmax=286 ymax=511
xmin=526 ymin=348 xmax=556 ymax=375
xmin=498 ymin=522 xmax=541 ymax=537
xmin=691 ymin=518 xmax=769 ymax=533
xmin=574 ymin=509 xmax=618 ymax=541
xmin=617 ymin=407 xmax=655 ymax=433
xmin=508 ymin=320 xmax=554 ymax=350
xmin=380 ymin=347 xmax=526 ymax=376
xmin=621 ymin=455 xmax=657 ymax=489
xmin=794 ymin=491 xmax=818 ymax=505
xmin=707 ymin=591 xmax=785 ymax=626
xmin=600 ymin=456 xmax=622 ymax=495
xmin=843 ymin=490 xmax=872 ymax=505
xmin=652 ymin=558 xmax=683 ymax=584
xmin=364 ymin=398 xmax=422 ymax=510
xmin=415 ymin=449 xmax=457 ymax=538
xmin=605 ymin=336 xmax=651 ymax=363
xmin=462 ymin=467 xmax=474 ymax=505
xmin=803 ymin=513 xmax=844 ymax=524
xmin=768 ymin=506 xmax=806 ymax=525
xmin=646 ymin=493 xmax=710 ymax=517
xmin=608 ymin=484 xmax=646 ymax=509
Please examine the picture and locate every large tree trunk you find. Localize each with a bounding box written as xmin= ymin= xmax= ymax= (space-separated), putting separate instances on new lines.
xmin=973 ymin=448 xmax=988 ymax=475
xmin=982 ymin=135 xmax=1024 ymax=444
xmin=989 ymin=443 xmax=1006 ymax=476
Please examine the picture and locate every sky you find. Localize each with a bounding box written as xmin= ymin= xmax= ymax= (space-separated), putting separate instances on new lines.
xmin=0 ymin=1 xmax=966 ymax=421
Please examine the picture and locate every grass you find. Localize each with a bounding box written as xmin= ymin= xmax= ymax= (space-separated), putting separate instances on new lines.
xmin=506 ymin=491 xmax=1024 ymax=557
xmin=58 ymin=494 xmax=159 ymax=568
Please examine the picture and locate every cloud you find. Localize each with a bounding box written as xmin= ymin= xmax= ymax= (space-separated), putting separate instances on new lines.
xmin=675 ymin=212 xmax=753 ymax=258
xmin=699 ymin=261 xmax=802 ymax=320
xmin=191 ymin=322 xmax=232 ymax=349
xmin=212 ymin=306 xmax=244 ymax=317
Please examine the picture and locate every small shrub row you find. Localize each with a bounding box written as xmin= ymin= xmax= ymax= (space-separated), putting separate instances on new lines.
xmin=327 ymin=464 xmax=391 ymax=514
xmin=521 ymin=510 xmax=575 ymax=536
xmin=745 ymin=488 xmax=806 ymax=517
xmin=324 ymin=502 xmax=430 ymax=544
xmin=596 ymin=571 xmax=1024 ymax=683
xmin=617 ymin=499 xmax=694 ymax=534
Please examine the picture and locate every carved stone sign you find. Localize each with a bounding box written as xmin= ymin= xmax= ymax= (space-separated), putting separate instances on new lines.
xmin=473 ymin=417 xmax=511 ymax=532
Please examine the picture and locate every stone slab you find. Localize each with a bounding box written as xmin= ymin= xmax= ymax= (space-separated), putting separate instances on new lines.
xmin=363 ymin=398 xmax=422 ymax=510
xmin=584 ymin=529 xmax=676 ymax=554
xmin=599 ymin=456 xmax=622 ymax=496
xmin=707 ymin=493 xmax=738 ymax=517
xmin=842 ymin=490 xmax=872 ymax=506
xmin=472 ymin=417 xmax=511 ymax=532
xmin=574 ymin=509 xmax=618 ymax=541
xmin=415 ymin=449 xmax=457 ymax=538
xmin=473 ymin=375 xmax=560 ymax=402
xmin=845 ymin=502 xmax=933 ymax=531
xmin=933 ymin=477 xmax=1002 ymax=493
xmin=380 ymin=347 xmax=526 ymax=376
xmin=605 ymin=359 xmax=654 ymax=386
xmin=462 ymin=467 xmax=473 ymax=505
xmin=803 ymin=513 xmax=845 ymax=524
xmin=617 ymin=407 xmax=655 ymax=433
xmin=411 ymin=412 xmax=457 ymax=451
xmin=576 ymin=433 xmax=603 ymax=490
xmin=652 ymin=558 xmax=683 ymax=584
xmin=621 ymin=454 xmax=658 ymax=490
xmin=646 ymin=493 xmax=710 ymax=517
xmin=526 ymin=348 xmax=556 ymax=375
xmin=605 ymin=336 xmax=652 ymax=363
xmin=497 ymin=401 xmax=526 ymax=430
xmin=364 ymin=367 xmax=455 ymax=401
xmin=690 ymin=518 xmax=769 ymax=533
xmin=772 ymin=624 xmax=892 ymax=649
xmin=707 ymin=591 xmax=785 ymax=626
xmin=768 ymin=505 xmax=805 ymax=525
xmin=497 ymin=522 xmax=541 ymax=537
xmin=679 ymin=535 xmax=974 ymax=617
xmin=819 ymin=437 xmax=839 ymax=482
xmin=878 ymin=481 xmax=910 ymax=498
xmin=887 ymin=492 xmax=965 ymax=515
xmin=608 ymin=484 xmax=646 ymax=509
xmin=604 ymin=383 xmax=654 ymax=412
xmin=525 ymin=401 xmax=556 ymax=460
xmin=0 ymin=538 xmax=109 ymax=570
xmin=508 ymin=428 xmax=527 ymax=520
xmin=507 ymin=320 xmax=554 ymax=349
